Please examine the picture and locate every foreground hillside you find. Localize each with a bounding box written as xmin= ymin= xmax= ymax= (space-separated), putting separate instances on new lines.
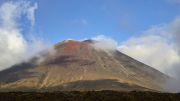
xmin=0 ymin=91 xmax=180 ymax=101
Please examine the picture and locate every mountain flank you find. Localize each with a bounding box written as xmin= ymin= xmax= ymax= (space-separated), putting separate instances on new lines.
xmin=0 ymin=40 xmax=171 ymax=92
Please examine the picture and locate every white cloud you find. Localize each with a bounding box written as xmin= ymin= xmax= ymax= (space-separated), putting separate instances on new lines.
xmin=88 ymin=15 xmax=180 ymax=92
xmin=26 ymin=2 xmax=38 ymax=26
xmin=90 ymin=32 xmax=180 ymax=92
xmin=78 ymin=38 xmax=88 ymax=41
xmin=117 ymin=16 xmax=180 ymax=77
xmin=91 ymin=33 xmax=180 ymax=77
xmin=165 ymin=17 xmax=180 ymax=45
xmin=26 ymin=34 xmax=53 ymax=55
xmin=0 ymin=1 xmax=55 ymax=71
xmin=91 ymin=35 xmax=118 ymax=52
xmin=117 ymin=35 xmax=179 ymax=74
xmin=116 ymin=16 xmax=180 ymax=92
xmin=142 ymin=23 xmax=167 ymax=35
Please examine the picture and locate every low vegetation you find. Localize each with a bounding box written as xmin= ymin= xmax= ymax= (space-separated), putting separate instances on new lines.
xmin=0 ymin=90 xmax=180 ymax=101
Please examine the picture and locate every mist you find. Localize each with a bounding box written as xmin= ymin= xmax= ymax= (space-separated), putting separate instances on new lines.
xmin=0 ymin=1 xmax=56 ymax=71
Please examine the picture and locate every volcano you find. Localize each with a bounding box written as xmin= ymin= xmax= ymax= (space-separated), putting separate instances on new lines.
xmin=0 ymin=40 xmax=171 ymax=92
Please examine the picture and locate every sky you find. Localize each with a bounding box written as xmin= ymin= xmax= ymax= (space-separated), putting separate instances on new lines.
xmin=33 ymin=0 xmax=179 ymax=43
xmin=0 ymin=0 xmax=180 ymax=81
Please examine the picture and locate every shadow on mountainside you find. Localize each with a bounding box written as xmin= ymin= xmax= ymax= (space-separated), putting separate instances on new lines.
xmin=0 ymin=57 xmax=39 ymax=85
xmin=45 ymin=54 xmax=96 ymax=67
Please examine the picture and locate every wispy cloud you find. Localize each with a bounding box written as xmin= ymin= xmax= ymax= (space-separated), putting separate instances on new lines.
xmin=81 ymin=19 xmax=88 ymax=25
xmin=70 ymin=19 xmax=88 ymax=25
xmin=26 ymin=2 xmax=38 ymax=26
xmin=117 ymin=12 xmax=134 ymax=31
xmin=71 ymin=20 xmax=78 ymax=23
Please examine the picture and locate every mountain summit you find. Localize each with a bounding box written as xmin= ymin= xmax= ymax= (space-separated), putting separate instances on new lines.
xmin=0 ymin=40 xmax=170 ymax=92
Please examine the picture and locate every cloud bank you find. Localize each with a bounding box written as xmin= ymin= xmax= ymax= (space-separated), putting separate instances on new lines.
xmin=70 ymin=19 xmax=88 ymax=25
xmin=91 ymin=16 xmax=180 ymax=92
xmin=117 ymin=16 xmax=180 ymax=79
xmin=0 ymin=1 xmax=55 ymax=71
xmin=81 ymin=19 xmax=88 ymax=25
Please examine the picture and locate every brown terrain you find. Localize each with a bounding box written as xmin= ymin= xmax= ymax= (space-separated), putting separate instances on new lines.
xmin=0 ymin=40 xmax=171 ymax=92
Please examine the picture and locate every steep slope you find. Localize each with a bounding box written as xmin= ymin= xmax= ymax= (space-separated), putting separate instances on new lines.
xmin=0 ymin=40 xmax=170 ymax=92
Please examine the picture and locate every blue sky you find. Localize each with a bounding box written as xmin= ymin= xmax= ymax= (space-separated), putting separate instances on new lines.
xmin=1 ymin=0 xmax=180 ymax=81
xmin=21 ymin=0 xmax=180 ymax=44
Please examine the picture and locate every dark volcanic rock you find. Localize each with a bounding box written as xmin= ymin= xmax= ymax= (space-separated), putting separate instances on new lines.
xmin=82 ymin=39 xmax=98 ymax=44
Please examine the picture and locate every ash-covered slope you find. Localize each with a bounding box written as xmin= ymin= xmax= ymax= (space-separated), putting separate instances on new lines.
xmin=0 ymin=40 xmax=170 ymax=92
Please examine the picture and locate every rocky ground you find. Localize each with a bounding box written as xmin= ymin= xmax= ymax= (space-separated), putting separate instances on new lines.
xmin=0 ymin=90 xmax=180 ymax=101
